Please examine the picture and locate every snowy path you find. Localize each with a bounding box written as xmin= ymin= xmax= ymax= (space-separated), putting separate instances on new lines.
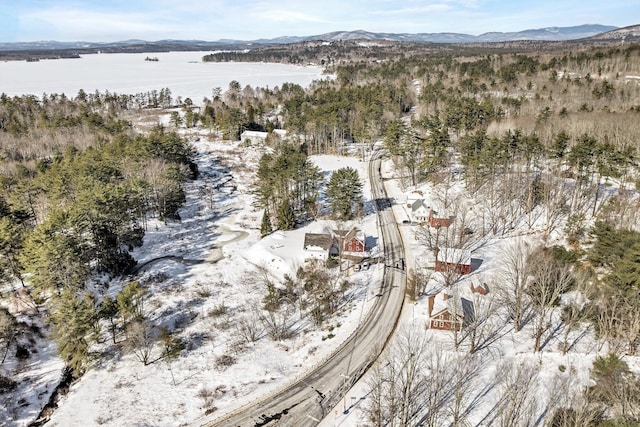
xmin=131 ymin=225 xmax=249 ymax=273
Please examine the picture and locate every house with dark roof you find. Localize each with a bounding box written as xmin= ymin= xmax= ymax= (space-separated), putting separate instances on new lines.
xmin=410 ymin=200 xmax=431 ymax=223
xmin=303 ymin=233 xmax=337 ymax=261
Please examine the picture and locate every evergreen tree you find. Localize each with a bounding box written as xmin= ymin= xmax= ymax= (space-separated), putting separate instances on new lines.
xmin=49 ymin=289 xmax=98 ymax=377
xmin=276 ymin=197 xmax=296 ymax=230
xmin=608 ymin=241 xmax=640 ymax=291
xmin=260 ymin=209 xmax=273 ymax=237
xmin=0 ymin=307 xmax=17 ymax=364
xmin=327 ymin=167 xmax=363 ymax=220
xmin=0 ymin=217 xmax=25 ymax=286
xmin=117 ymin=281 xmax=146 ymax=325
xmin=99 ymin=295 xmax=120 ymax=344
xmin=20 ymin=213 xmax=91 ymax=298
xmin=253 ymin=143 xmax=323 ymax=223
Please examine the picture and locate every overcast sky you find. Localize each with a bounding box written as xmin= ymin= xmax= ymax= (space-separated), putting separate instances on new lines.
xmin=1 ymin=0 xmax=638 ymax=43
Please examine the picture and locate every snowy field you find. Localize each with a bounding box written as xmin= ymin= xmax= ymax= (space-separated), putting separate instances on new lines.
xmin=32 ymin=121 xmax=382 ymax=426
xmin=0 ymin=51 xmax=327 ymax=103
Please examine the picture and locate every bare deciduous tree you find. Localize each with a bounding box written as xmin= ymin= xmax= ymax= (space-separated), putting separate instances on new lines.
xmin=497 ymin=239 xmax=532 ymax=333
xmin=560 ymin=270 xmax=590 ymax=355
xmin=125 ymin=319 xmax=158 ymax=365
xmin=542 ymin=368 xmax=604 ymax=427
xmin=526 ymin=248 xmax=574 ymax=352
xmin=446 ymin=353 xmax=482 ymax=427
xmin=259 ymin=308 xmax=294 ymax=341
xmin=494 ymin=359 xmax=539 ymax=427
xmin=362 ymin=327 xmax=438 ymax=427
xmin=235 ymin=307 xmax=263 ymax=343
xmin=459 ymin=289 xmax=503 ymax=354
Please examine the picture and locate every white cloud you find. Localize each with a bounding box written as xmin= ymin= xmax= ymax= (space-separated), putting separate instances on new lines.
xmin=256 ymin=9 xmax=327 ymax=24
xmin=20 ymin=7 xmax=183 ymax=40
xmin=370 ymin=4 xmax=454 ymax=15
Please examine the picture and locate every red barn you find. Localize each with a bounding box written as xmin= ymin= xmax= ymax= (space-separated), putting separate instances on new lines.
xmin=428 ymin=209 xmax=452 ymax=229
xmin=428 ymin=291 xmax=464 ymax=331
xmin=435 ymin=248 xmax=472 ymax=275
xmin=333 ymin=227 xmax=366 ymax=255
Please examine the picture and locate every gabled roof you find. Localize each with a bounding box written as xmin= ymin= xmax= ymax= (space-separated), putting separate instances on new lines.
xmin=241 ymin=130 xmax=268 ymax=138
xmin=438 ymin=247 xmax=471 ymax=265
xmin=303 ymin=233 xmax=334 ymax=250
xmin=411 ymin=199 xmax=430 ymax=213
xmin=333 ymin=227 xmax=364 ymax=243
xmin=429 ymin=290 xmax=464 ymax=318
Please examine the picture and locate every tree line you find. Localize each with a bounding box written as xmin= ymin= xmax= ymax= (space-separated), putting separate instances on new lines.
xmin=0 ymin=94 xmax=195 ymax=377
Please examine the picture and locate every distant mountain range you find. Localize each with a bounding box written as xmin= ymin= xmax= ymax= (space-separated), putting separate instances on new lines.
xmin=0 ymin=24 xmax=634 ymax=52
xmin=252 ymin=24 xmax=619 ymax=44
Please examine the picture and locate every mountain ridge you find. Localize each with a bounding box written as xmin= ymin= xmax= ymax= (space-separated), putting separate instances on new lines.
xmin=0 ymin=24 xmax=622 ymax=51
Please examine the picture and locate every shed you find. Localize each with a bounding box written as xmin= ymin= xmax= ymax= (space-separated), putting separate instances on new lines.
xmin=428 ymin=207 xmax=452 ymax=228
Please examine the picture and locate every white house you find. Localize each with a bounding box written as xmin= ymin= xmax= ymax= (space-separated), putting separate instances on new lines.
xmin=410 ymin=199 xmax=431 ymax=223
xmin=240 ymin=130 xmax=268 ymax=144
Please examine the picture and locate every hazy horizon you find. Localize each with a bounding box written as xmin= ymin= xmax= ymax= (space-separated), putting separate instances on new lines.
xmin=1 ymin=0 xmax=637 ymax=43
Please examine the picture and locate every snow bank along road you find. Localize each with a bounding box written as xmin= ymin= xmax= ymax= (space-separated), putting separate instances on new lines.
xmin=199 ymin=149 xmax=407 ymax=426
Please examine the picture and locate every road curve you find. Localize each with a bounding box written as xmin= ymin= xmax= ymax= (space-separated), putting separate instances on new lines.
xmin=198 ymin=148 xmax=406 ymax=427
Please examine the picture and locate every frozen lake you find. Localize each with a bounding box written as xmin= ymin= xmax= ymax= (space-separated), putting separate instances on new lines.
xmin=0 ymin=51 xmax=327 ymax=103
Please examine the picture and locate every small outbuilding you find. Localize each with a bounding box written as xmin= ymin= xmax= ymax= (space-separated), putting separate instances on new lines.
xmin=428 ymin=208 xmax=452 ymax=229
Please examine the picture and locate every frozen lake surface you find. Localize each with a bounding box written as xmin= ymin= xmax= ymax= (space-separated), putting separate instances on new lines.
xmin=0 ymin=51 xmax=327 ymax=103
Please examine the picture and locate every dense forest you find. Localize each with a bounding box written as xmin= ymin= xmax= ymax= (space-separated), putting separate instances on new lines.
xmin=1 ymin=39 xmax=640 ymax=425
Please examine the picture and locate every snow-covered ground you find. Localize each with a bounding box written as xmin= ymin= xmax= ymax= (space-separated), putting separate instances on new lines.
xmin=2 ymin=112 xmax=632 ymax=426
xmin=1 ymin=59 xmax=635 ymax=423
xmin=0 ymin=51 xmax=327 ymax=103
xmin=321 ymin=161 xmax=613 ymax=427
xmin=2 ymin=126 xmax=618 ymax=426
xmin=30 ymin=124 xmax=384 ymax=426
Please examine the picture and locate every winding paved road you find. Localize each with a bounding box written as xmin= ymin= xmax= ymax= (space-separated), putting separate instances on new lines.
xmin=198 ymin=148 xmax=406 ymax=427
